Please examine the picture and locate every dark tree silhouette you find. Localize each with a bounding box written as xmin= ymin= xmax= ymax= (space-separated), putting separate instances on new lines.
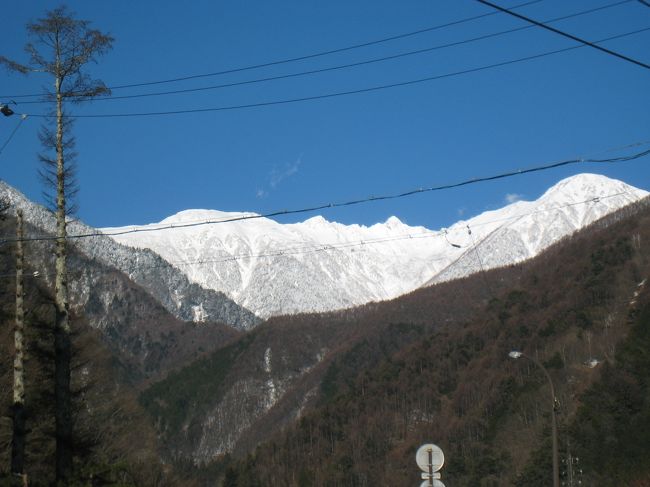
xmin=1 ymin=7 xmax=113 ymax=482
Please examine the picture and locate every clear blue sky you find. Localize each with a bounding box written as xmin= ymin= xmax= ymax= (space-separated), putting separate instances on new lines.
xmin=1 ymin=0 xmax=649 ymax=229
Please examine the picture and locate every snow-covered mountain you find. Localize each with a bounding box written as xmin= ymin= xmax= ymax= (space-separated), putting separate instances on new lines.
xmin=104 ymin=211 xmax=449 ymax=319
xmin=425 ymin=173 xmax=648 ymax=285
xmin=0 ymin=181 xmax=259 ymax=330
xmin=103 ymin=174 xmax=648 ymax=318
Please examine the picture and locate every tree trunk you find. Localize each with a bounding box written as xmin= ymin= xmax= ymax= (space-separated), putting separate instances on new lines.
xmin=54 ymin=73 xmax=73 ymax=484
xmin=2 ymin=10 xmax=113 ymax=482
xmin=11 ymin=209 xmax=26 ymax=479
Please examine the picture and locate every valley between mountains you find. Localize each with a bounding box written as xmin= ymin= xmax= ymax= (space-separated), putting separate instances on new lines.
xmin=1 ymin=173 xmax=649 ymax=486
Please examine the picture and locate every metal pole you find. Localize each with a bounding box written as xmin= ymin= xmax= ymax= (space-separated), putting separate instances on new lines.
xmin=428 ymin=448 xmax=434 ymax=487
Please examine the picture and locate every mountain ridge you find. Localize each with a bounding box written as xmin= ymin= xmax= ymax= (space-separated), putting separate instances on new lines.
xmin=102 ymin=173 xmax=648 ymax=318
xmin=0 ymin=181 xmax=259 ymax=330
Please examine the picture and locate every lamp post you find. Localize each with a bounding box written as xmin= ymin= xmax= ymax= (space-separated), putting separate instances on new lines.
xmin=509 ymin=350 xmax=559 ymax=487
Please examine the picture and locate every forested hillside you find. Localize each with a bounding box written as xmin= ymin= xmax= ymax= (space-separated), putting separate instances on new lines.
xmin=158 ymin=198 xmax=650 ymax=486
xmin=0 ymin=213 xmax=213 ymax=486
xmin=0 ymin=246 xmax=164 ymax=485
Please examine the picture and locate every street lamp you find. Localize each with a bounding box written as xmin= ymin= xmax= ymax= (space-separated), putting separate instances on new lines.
xmin=1 ymin=103 xmax=15 ymax=117
xmin=509 ymin=350 xmax=560 ymax=487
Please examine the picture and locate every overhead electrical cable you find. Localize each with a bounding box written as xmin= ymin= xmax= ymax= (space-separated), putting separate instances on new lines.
xmin=132 ymin=192 xmax=630 ymax=269
xmin=17 ymin=0 xmax=634 ymax=105
xmin=23 ymin=26 xmax=650 ymax=119
xmin=2 ymin=143 xmax=648 ymax=245
xmin=465 ymin=223 xmax=494 ymax=296
xmin=475 ymin=0 xmax=650 ymax=70
xmin=0 ymin=0 xmax=544 ymax=100
xmin=0 ymin=191 xmax=631 ymax=279
xmin=0 ymin=114 xmax=28 ymax=158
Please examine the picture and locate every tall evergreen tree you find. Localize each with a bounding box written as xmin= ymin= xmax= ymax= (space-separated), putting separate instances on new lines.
xmin=0 ymin=7 xmax=113 ymax=482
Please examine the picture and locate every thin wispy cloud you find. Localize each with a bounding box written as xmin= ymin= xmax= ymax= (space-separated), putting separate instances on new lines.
xmin=270 ymin=155 xmax=302 ymax=189
xmin=257 ymin=154 xmax=303 ymax=198
xmin=505 ymin=193 xmax=523 ymax=204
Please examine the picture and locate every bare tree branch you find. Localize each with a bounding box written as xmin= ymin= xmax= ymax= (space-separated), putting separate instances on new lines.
xmin=0 ymin=56 xmax=30 ymax=74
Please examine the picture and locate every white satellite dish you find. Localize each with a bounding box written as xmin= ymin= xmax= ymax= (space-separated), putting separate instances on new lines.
xmin=416 ymin=443 xmax=444 ymax=473
xmin=420 ymin=480 xmax=445 ymax=487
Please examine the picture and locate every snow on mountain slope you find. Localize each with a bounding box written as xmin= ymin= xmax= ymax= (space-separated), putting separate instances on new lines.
xmin=103 ymin=211 xmax=456 ymax=318
xmin=0 ymin=182 xmax=259 ymax=329
xmin=426 ymin=173 xmax=648 ymax=284
xmin=103 ymin=174 xmax=648 ymax=318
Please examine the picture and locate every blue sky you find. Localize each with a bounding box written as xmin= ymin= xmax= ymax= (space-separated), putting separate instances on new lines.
xmin=1 ymin=0 xmax=649 ymax=230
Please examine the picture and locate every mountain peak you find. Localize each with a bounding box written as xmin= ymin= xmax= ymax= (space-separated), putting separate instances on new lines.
xmin=159 ymin=209 xmax=259 ymax=225
xmin=302 ymin=215 xmax=330 ymax=226
xmin=384 ymin=216 xmax=403 ymax=228
xmin=540 ymin=173 xmax=645 ymax=204
xmin=100 ymin=173 xmax=647 ymax=318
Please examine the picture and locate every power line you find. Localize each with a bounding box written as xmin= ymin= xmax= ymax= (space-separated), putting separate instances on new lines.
xmin=466 ymin=223 xmax=495 ymax=297
xmin=107 ymin=232 xmax=448 ymax=270
xmin=8 ymin=22 xmax=555 ymax=105
xmin=23 ymin=26 xmax=650 ymax=119
xmin=18 ymin=0 xmax=633 ymax=106
xmin=0 ymin=114 xmax=28 ymax=157
xmin=475 ymin=0 xmax=650 ymax=70
xmin=427 ymin=191 xmax=644 ymax=286
xmin=157 ymin=193 xmax=627 ymax=267
xmin=0 ymin=194 xmax=629 ymax=279
xmin=0 ymin=0 xmax=544 ymax=100
xmin=3 ymin=142 xmax=648 ymax=245
xmin=0 ymin=191 xmax=631 ymax=278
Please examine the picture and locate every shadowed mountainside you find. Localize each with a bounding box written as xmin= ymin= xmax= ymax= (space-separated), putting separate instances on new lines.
xmin=141 ymin=197 xmax=650 ymax=486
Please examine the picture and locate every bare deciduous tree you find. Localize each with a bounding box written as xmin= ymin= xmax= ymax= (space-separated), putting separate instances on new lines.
xmin=12 ymin=210 xmax=26 ymax=484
